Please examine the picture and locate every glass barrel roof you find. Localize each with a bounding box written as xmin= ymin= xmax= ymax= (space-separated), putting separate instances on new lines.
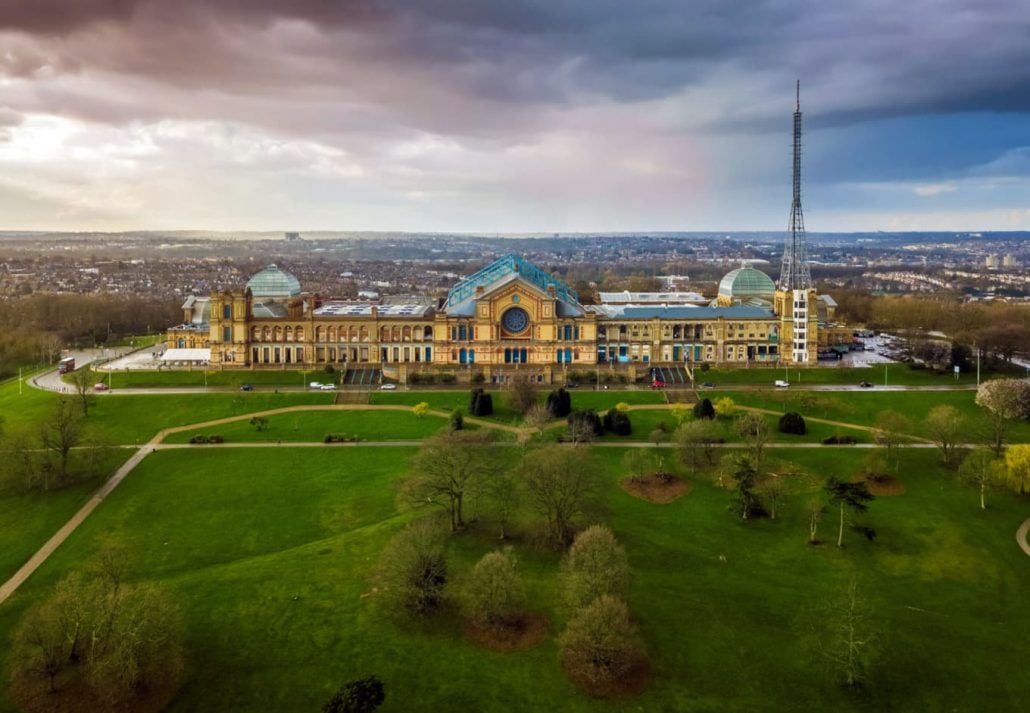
xmin=246 ymin=264 xmax=301 ymax=298
xmin=718 ymin=265 xmax=776 ymax=298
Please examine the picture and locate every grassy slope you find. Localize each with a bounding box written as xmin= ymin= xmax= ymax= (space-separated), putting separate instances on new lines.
xmin=164 ymin=410 xmax=455 ymax=443
xmin=1 ymin=447 xmax=1027 ymax=712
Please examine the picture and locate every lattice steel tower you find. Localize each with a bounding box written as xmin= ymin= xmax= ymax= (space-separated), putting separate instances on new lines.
xmin=779 ymin=80 xmax=811 ymax=291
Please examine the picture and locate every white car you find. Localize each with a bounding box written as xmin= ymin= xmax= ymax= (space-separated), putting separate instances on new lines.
xmin=774 ymin=380 xmax=790 ymax=388
xmin=320 ymin=383 xmax=336 ymax=391
xmin=308 ymin=381 xmax=323 ymax=389
xmin=380 ymin=383 xmax=397 ymax=390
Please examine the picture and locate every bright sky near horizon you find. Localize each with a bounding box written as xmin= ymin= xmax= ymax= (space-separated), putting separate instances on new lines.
xmin=1 ymin=1 xmax=1029 ymax=233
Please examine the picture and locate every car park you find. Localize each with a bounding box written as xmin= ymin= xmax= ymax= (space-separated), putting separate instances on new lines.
xmin=380 ymin=383 xmax=397 ymax=390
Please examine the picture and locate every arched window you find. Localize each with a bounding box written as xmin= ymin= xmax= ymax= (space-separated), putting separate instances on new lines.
xmin=380 ymin=326 xmax=389 ymax=341
xmin=295 ymin=327 xmax=304 ymax=342
xmin=424 ymin=326 xmax=433 ymax=340
xmin=392 ymin=326 xmax=401 ymax=342
xmin=273 ymin=326 xmax=282 ymax=342
xmin=285 ymin=326 xmax=293 ymax=342
xmin=360 ymin=326 xmax=369 ymax=342
xmin=402 ymin=326 xmax=412 ymax=342
xmin=468 ymin=349 xmax=475 ymax=364
xmin=459 ymin=348 xmax=467 ymax=364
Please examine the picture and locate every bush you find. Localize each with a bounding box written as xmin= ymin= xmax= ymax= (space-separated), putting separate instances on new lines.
xmin=693 ymin=398 xmax=716 ymax=420
xmin=546 ymin=388 xmax=573 ymax=418
xmin=439 ymin=373 xmax=457 ymax=384
xmin=323 ymin=675 xmax=385 ymax=713
xmin=412 ymin=402 xmax=430 ymax=418
xmin=779 ymin=411 xmax=807 ymax=435
xmin=560 ymin=526 xmax=629 ymax=611
xmin=449 ymin=409 xmax=464 ymax=431
xmin=567 ymin=409 xmax=604 ymax=440
xmin=378 ymin=518 xmax=448 ymax=616
xmin=324 ymin=364 xmax=336 ymax=374
xmin=459 ymin=550 xmax=525 ymax=628
xmin=603 ymin=409 xmax=632 ymax=436
xmin=471 ymin=372 xmax=485 ymax=384
xmin=822 ymin=435 xmax=857 ymax=445
xmin=469 ymin=389 xmax=493 ymax=416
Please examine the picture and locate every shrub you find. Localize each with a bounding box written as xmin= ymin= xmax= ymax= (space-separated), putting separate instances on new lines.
xmin=323 ymin=675 xmax=385 ymax=713
xmin=324 ymin=364 xmax=336 ymax=374
xmin=439 ymin=373 xmax=456 ymax=384
xmin=449 ymin=409 xmax=464 ymax=431
xmin=693 ymin=398 xmax=716 ymax=420
xmin=412 ymin=402 xmax=430 ymax=418
xmin=568 ymin=410 xmax=604 ymax=440
xmin=469 ymin=388 xmax=494 ymax=416
xmin=459 ymin=550 xmax=525 ymax=628
xmin=378 ymin=518 xmax=448 ymax=616
xmin=713 ymin=397 xmax=736 ymax=418
xmin=779 ymin=411 xmax=807 ymax=435
xmin=546 ymin=388 xmax=573 ymax=418
xmin=471 ymin=372 xmax=485 ymax=384
xmin=560 ymin=525 xmax=629 ymax=611
xmin=603 ymin=409 xmax=632 ymax=436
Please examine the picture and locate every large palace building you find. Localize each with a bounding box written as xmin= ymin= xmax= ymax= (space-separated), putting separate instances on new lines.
xmin=166 ymin=256 xmax=842 ymax=385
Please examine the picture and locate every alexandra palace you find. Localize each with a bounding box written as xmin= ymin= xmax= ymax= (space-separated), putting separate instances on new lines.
xmin=166 ymin=256 xmax=847 ymax=385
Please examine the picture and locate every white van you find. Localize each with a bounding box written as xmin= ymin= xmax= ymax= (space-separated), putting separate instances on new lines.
xmin=774 ymin=380 xmax=790 ymax=388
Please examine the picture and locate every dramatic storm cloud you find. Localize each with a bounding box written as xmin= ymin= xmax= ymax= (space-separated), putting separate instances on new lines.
xmin=1 ymin=0 xmax=1029 ymax=231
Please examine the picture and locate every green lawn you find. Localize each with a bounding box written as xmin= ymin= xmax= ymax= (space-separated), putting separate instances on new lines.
xmin=86 ymin=368 xmax=342 ymax=389
xmin=696 ymin=363 xmax=1017 ymax=386
xmin=1 ymin=445 xmax=1027 ymax=712
xmin=164 ymin=410 xmax=455 ymax=443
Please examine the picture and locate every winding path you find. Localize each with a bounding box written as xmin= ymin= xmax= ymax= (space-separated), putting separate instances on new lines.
xmin=1017 ymin=518 xmax=1030 ymax=557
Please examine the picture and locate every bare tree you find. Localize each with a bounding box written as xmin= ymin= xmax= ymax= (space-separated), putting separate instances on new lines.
xmin=735 ymin=413 xmax=771 ymax=473
xmin=520 ymin=445 xmax=597 ymax=547
xmin=924 ymin=405 xmax=965 ymax=466
xmin=673 ymin=419 xmax=722 ymax=472
xmin=68 ymin=367 xmax=95 ymax=416
xmin=873 ymin=410 xmax=911 ymax=468
xmin=482 ymin=470 xmax=520 ymax=540
xmin=406 ymin=430 xmax=496 ymax=531
xmin=510 ymin=378 xmax=538 ymax=417
xmin=958 ymin=448 xmax=1002 ymax=510
xmin=378 ymin=518 xmax=448 ymax=616
xmin=806 ymin=497 xmax=827 ymax=544
xmin=759 ymin=475 xmax=788 ymax=520
xmin=815 ymin=578 xmax=881 ymax=687
xmin=974 ymin=379 xmax=1030 ymax=455
xmin=39 ymin=398 xmax=82 ymax=489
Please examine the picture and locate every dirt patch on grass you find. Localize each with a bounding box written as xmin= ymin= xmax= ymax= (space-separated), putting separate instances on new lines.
xmin=620 ymin=473 xmax=691 ymax=503
xmin=465 ymin=612 xmax=549 ymax=652
xmin=562 ymin=656 xmax=652 ymax=698
xmin=855 ymin=473 xmax=905 ymax=496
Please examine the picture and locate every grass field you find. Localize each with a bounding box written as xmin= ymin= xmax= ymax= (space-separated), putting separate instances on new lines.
xmin=696 ymin=362 xmax=1020 ymax=386
xmin=1 ymin=445 xmax=1027 ymax=712
xmin=86 ymin=367 xmax=343 ymax=389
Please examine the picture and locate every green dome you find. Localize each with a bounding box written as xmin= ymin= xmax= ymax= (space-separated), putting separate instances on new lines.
xmin=246 ymin=264 xmax=301 ymax=299
xmin=718 ymin=265 xmax=775 ymax=300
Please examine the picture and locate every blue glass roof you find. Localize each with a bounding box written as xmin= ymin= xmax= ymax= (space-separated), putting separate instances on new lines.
xmin=445 ymin=255 xmax=579 ymax=309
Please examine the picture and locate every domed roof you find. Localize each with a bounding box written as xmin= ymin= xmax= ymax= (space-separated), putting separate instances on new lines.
xmin=718 ymin=264 xmax=776 ymax=300
xmin=246 ymin=264 xmax=301 ymax=299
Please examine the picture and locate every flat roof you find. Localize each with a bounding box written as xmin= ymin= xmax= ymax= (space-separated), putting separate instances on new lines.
xmin=313 ymin=302 xmax=432 ymax=318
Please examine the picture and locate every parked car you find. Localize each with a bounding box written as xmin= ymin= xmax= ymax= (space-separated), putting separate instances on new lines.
xmin=651 ymin=379 xmax=666 ymax=389
xmin=239 ymin=384 xmax=253 ymax=391
xmin=858 ymin=381 xmax=873 ymax=388
xmin=320 ymin=383 xmax=336 ymax=391
xmin=380 ymin=383 xmax=397 ymax=390
xmin=93 ymin=383 xmax=109 ymax=391
xmin=700 ymin=381 xmax=715 ymax=388
xmin=774 ymin=380 xmax=790 ymax=388
xmin=564 ymin=381 xmax=578 ymax=388
xmin=308 ymin=381 xmax=323 ymax=389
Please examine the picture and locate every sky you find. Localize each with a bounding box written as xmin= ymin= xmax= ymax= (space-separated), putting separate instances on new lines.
xmin=1 ymin=0 xmax=1030 ymax=233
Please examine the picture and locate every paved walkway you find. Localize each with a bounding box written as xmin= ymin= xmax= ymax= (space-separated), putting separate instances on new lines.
xmin=1018 ymin=518 xmax=1030 ymax=557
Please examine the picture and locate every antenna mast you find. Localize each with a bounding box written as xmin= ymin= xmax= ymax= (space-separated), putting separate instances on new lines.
xmin=780 ymin=80 xmax=811 ymax=290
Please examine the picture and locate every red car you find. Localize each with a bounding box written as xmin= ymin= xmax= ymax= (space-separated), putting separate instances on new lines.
xmin=93 ymin=383 xmax=110 ymax=391
xmin=651 ymin=380 xmax=666 ymax=389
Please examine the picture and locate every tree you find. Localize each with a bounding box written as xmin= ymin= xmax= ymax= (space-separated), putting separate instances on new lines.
xmin=567 ymin=409 xmax=603 ymax=445
xmin=39 ymin=397 xmax=82 ymax=488
xmin=482 ymin=470 xmax=520 ymax=540
xmin=449 ymin=409 xmax=464 ymax=431
xmin=693 ymin=398 xmax=716 ymax=420
xmin=510 ymin=378 xmax=538 ymax=416
xmin=520 ymin=445 xmax=597 ymax=547
xmin=412 ymin=402 xmax=430 ymax=418
xmin=806 ymin=497 xmax=827 ymax=544
xmin=778 ymin=411 xmax=807 ymax=435
xmin=69 ymin=366 xmax=95 ymax=416
xmin=558 ymin=595 xmax=646 ymax=688
xmin=523 ymin=403 xmax=551 ymax=436
xmin=378 ymin=518 xmax=448 ymax=616
xmin=407 ymin=430 xmax=496 ymax=531
xmin=323 ymin=676 xmax=385 ymax=713
xmin=730 ymin=457 xmax=763 ymax=520
xmin=250 ymin=416 xmax=268 ymax=431
xmin=925 ymin=405 xmax=965 ymax=466
xmin=674 ymin=419 xmax=722 ymax=472
xmin=958 ymin=448 xmax=1002 ymax=510
xmin=814 ymin=578 xmax=881 ymax=687
xmin=872 ymin=410 xmax=911 ymax=467
xmin=10 ymin=595 xmax=69 ymax=693
xmin=735 ymin=413 xmax=771 ymax=472
xmin=459 ymin=549 xmax=525 ymax=628
xmin=825 ymin=478 xmax=875 ymax=548
xmin=975 ymin=379 xmax=1030 ymax=455
xmin=622 ymin=449 xmax=651 ymax=483
xmin=560 ymin=525 xmax=629 ymax=611
xmin=759 ymin=475 xmax=788 ymax=519
xmin=469 ymin=388 xmax=493 ymax=417
xmin=670 ymin=403 xmax=691 ymax=425
xmin=1003 ymin=444 xmax=1030 ymax=495
xmin=546 ymin=387 xmax=573 ymax=418
xmin=713 ymin=397 xmax=736 ymax=418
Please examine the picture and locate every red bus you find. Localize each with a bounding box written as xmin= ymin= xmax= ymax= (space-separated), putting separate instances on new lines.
xmin=57 ymin=356 xmax=75 ymax=374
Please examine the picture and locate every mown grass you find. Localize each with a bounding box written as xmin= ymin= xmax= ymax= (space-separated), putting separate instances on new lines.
xmin=87 ymin=368 xmax=343 ymax=389
xmin=1 ymin=445 xmax=1027 ymax=712
xmin=695 ymin=363 xmax=1017 ymax=386
xmin=164 ymin=410 xmax=456 ymax=444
